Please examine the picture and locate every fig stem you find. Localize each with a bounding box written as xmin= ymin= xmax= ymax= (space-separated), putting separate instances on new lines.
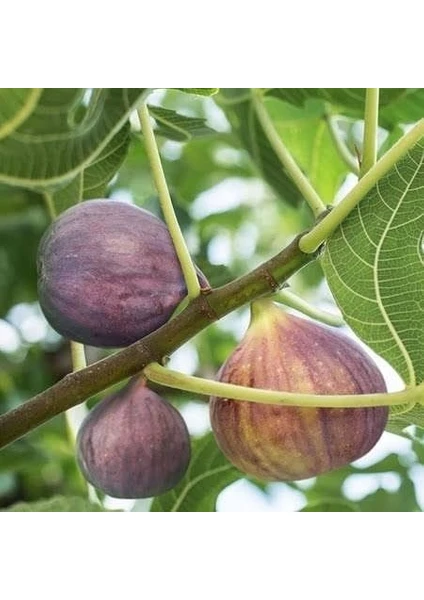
xmin=299 ymin=118 xmax=424 ymax=253
xmin=251 ymin=89 xmax=327 ymax=218
xmin=138 ymin=103 xmax=201 ymax=300
xmin=0 ymin=234 xmax=314 ymax=450
xmin=67 ymin=342 xmax=90 ymax=443
xmin=143 ymin=362 xmax=423 ymax=409
xmin=42 ymin=191 xmax=56 ymax=221
xmin=360 ymin=89 xmax=380 ymax=178
xmin=324 ymin=110 xmax=360 ymax=176
xmin=272 ymin=290 xmax=344 ymax=327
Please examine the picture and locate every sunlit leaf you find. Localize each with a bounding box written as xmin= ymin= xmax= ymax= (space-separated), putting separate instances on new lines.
xmin=148 ymin=106 xmax=217 ymax=142
xmin=0 ymin=89 xmax=42 ymax=139
xmin=0 ymin=88 xmax=147 ymax=189
xmin=322 ymin=140 xmax=424 ymax=389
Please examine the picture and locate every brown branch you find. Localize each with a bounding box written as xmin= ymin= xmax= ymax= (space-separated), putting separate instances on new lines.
xmin=0 ymin=234 xmax=315 ymax=449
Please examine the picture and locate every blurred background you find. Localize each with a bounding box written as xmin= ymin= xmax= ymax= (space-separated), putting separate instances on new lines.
xmin=1 ymin=89 xmax=423 ymax=511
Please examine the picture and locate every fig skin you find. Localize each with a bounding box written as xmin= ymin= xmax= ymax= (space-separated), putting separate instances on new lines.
xmin=77 ymin=377 xmax=191 ymax=499
xmin=209 ymin=301 xmax=388 ymax=482
xmin=37 ymin=199 xmax=208 ymax=347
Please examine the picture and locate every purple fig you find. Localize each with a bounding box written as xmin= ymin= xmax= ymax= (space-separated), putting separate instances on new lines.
xmin=37 ymin=199 xmax=208 ymax=347
xmin=77 ymin=377 xmax=191 ymax=498
xmin=210 ymin=300 xmax=388 ymax=481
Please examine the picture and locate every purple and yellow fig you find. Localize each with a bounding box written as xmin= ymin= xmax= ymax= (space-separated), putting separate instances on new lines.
xmin=210 ymin=300 xmax=388 ymax=481
xmin=77 ymin=377 xmax=191 ymax=498
xmin=37 ymin=199 xmax=208 ymax=347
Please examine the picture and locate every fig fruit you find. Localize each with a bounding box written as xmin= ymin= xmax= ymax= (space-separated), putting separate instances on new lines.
xmin=210 ymin=300 xmax=388 ymax=481
xmin=37 ymin=199 xmax=208 ymax=347
xmin=77 ymin=377 xmax=191 ymax=498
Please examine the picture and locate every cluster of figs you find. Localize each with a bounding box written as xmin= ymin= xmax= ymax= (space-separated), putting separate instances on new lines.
xmin=37 ymin=199 xmax=389 ymax=499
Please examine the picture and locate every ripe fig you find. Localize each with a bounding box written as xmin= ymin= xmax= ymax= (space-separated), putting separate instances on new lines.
xmin=37 ymin=199 xmax=208 ymax=347
xmin=77 ymin=377 xmax=191 ymax=498
xmin=210 ymin=300 xmax=388 ymax=481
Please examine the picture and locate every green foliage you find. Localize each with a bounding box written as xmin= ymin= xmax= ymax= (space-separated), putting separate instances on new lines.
xmin=0 ymin=88 xmax=147 ymax=189
xmin=176 ymin=88 xmax=219 ymax=97
xmin=218 ymin=88 xmax=304 ymax=206
xmin=151 ymin=433 xmax=239 ymax=512
xmin=1 ymin=87 xmax=423 ymax=512
xmin=4 ymin=496 xmax=109 ymax=512
xmin=267 ymin=88 xmax=406 ymax=113
xmin=301 ymin=499 xmax=359 ymax=512
xmin=322 ymin=140 xmax=424 ymax=388
xmin=148 ymin=106 xmax=217 ymax=141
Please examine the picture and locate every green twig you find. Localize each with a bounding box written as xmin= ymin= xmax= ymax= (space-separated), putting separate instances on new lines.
xmin=251 ymin=89 xmax=326 ymax=218
xmin=325 ymin=113 xmax=360 ymax=176
xmin=360 ymin=88 xmax=380 ymax=177
xmin=143 ymin=362 xmax=422 ymax=408
xmin=42 ymin=191 xmax=56 ymax=221
xmin=299 ymin=118 xmax=424 ymax=253
xmin=138 ymin=103 xmax=200 ymax=300
xmin=272 ymin=290 xmax=344 ymax=327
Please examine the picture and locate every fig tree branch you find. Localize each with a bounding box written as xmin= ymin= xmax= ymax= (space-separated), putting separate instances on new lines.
xmin=0 ymin=234 xmax=313 ymax=450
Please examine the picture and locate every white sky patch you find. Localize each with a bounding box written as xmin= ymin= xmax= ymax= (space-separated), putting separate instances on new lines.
xmin=217 ymin=479 xmax=270 ymax=512
xmin=191 ymin=177 xmax=268 ymax=219
xmin=168 ymin=343 xmax=199 ymax=375
xmin=0 ymin=320 xmax=20 ymax=353
xmin=207 ymin=232 xmax=232 ymax=266
xmin=109 ymin=189 xmax=134 ymax=204
xmin=342 ymin=474 xmax=380 ymax=501
xmin=216 ymin=308 xmax=250 ymax=340
xmin=213 ymin=145 xmax=245 ymax=167
xmin=343 ymin=471 xmax=402 ymax=502
xmin=179 ymin=402 xmax=210 ymax=437
xmin=409 ymin=465 xmax=424 ymax=509
xmin=161 ymin=140 xmax=183 ymax=161
xmin=234 ymin=222 xmax=258 ymax=259
xmin=7 ymin=303 xmax=49 ymax=344
xmin=352 ymin=431 xmax=413 ymax=469
xmin=203 ymin=97 xmax=231 ymax=133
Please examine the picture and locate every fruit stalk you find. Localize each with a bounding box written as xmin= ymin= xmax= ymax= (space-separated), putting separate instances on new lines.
xmin=360 ymin=88 xmax=380 ymax=177
xmin=143 ymin=362 xmax=422 ymax=408
xmin=138 ymin=103 xmax=200 ymax=299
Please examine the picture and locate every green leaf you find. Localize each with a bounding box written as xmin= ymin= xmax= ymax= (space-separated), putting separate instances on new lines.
xmin=301 ymin=499 xmax=359 ymax=511
xmin=0 ymin=89 xmax=42 ymax=139
xmin=322 ymin=140 xmax=424 ymax=388
xmin=175 ymin=88 xmax=219 ymax=97
xmin=266 ymin=97 xmax=348 ymax=202
xmin=0 ymin=88 xmax=147 ymax=189
xmin=150 ymin=432 xmax=239 ymax=512
xmin=218 ymin=89 xmax=303 ymax=206
xmin=148 ymin=106 xmax=217 ymax=141
xmin=268 ymin=89 xmax=407 ymax=113
xmin=380 ymin=89 xmax=424 ymax=127
xmin=4 ymin=495 xmax=110 ymax=512
xmin=388 ymin=404 xmax=424 ymax=437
